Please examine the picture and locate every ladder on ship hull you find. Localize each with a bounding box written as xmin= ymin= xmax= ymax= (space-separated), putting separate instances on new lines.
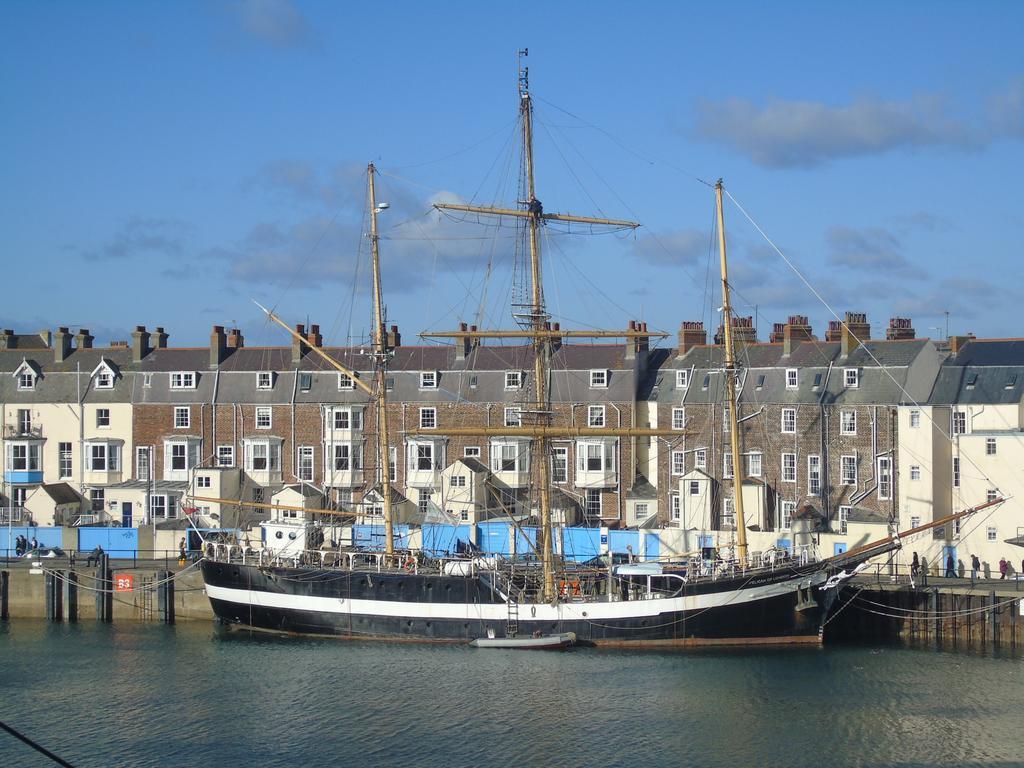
xmin=506 ymin=597 xmax=519 ymax=638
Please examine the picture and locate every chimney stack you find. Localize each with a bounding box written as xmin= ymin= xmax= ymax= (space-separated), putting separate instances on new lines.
xmin=714 ymin=316 xmax=756 ymax=347
xmin=131 ymin=325 xmax=151 ymax=363
xmin=75 ymin=328 xmax=94 ymax=350
xmin=455 ymin=322 xmax=472 ymax=361
xmin=54 ymin=327 xmax=73 ymax=363
xmin=110 ymin=340 xmax=128 ymax=348
xmin=676 ymin=321 xmax=707 ymax=358
xmin=0 ymin=330 xmax=15 ymax=350
xmin=153 ymin=327 xmax=169 ymax=348
xmin=886 ymin=317 xmax=916 ymax=340
xmin=210 ymin=325 xmax=227 ymax=367
xmin=226 ymin=328 xmax=244 ymax=349
xmin=306 ymin=324 xmax=323 ymax=348
xmin=950 ymin=334 xmax=975 ymax=355
xmin=832 ymin=312 xmax=870 ymax=357
xmin=386 ymin=324 xmax=401 ymax=349
xmin=769 ymin=323 xmax=786 ymax=344
xmin=625 ymin=320 xmax=650 ymax=361
xmin=292 ymin=324 xmax=307 ymax=365
xmin=782 ymin=315 xmax=814 ymax=356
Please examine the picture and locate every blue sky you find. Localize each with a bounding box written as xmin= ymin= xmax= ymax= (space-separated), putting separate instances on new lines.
xmin=2 ymin=1 xmax=1022 ymax=348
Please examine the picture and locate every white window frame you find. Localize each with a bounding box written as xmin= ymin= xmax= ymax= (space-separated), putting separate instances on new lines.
xmin=95 ymin=371 xmax=113 ymax=389
xmin=257 ymin=371 xmax=273 ymax=390
xmin=779 ymin=500 xmax=795 ymax=531
xmin=676 ymin=370 xmax=689 ymax=389
xmin=196 ymin=475 xmax=211 ymax=489
xmin=785 ymin=369 xmax=798 ymax=389
xmin=671 ymin=450 xmax=686 ymax=476
xmin=746 ymin=451 xmax=762 ymax=477
xmin=174 ymin=406 xmax=190 ymax=429
xmin=909 ymin=410 xmax=920 ymax=428
xmin=910 ymin=516 xmax=921 ymax=530
xmin=135 ymin=446 xmax=150 ymax=481
xmin=951 ymin=410 xmax=966 ymax=435
xmin=782 ymin=452 xmax=796 ymax=483
xmin=838 ymin=505 xmax=850 ymax=534
xmin=551 ymin=446 xmax=568 ymax=484
xmin=841 ymin=455 xmax=857 ymax=486
xmin=255 ymin=407 xmax=272 ymax=430
xmin=419 ymin=407 xmax=437 ymax=429
xmin=695 ymin=448 xmax=706 ymax=470
xmin=504 ymin=371 xmax=522 ymax=390
xmin=589 ymin=369 xmax=609 ymax=389
xmin=844 ymin=368 xmax=859 ymax=388
xmin=781 ymin=408 xmax=796 ymax=434
xmin=987 ymin=526 xmax=998 ymax=542
xmin=878 ymin=456 xmax=892 ymax=500
xmin=87 ymin=442 xmax=120 ymax=472
xmin=143 ymin=373 xmax=152 ymax=388
xmin=986 ymin=437 xmax=997 ymax=456
xmin=59 ymin=442 xmax=73 ymax=479
xmin=910 ymin=465 xmax=921 ymax=481
xmin=587 ymin=405 xmax=606 ymax=428
xmin=96 ymin=408 xmax=111 ymax=428
xmin=723 ymin=452 xmax=733 ymax=479
xmin=672 ymin=407 xmax=686 ymax=430
xmin=337 ymin=372 xmax=355 ymax=390
xmin=297 ymin=446 xmax=314 ymax=481
xmin=18 ymin=371 xmax=36 ymax=390
xmin=420 ymin=371 xmax=438 ymax=390
xmin=808 ymin=455 xmax=821 ymax=496
xmin=670 ymin=493 xmax=681 ymax=521
xmin=504 ymin=407 xmax=521 ymax=427
xmin=952 ymin=456 xmax=960 ymax=488
xmin=721 ymin=498 xmax=735 ymax=531
xmin=450 ymin=475 xmax=467 ymax=488
xmin=464 ymin=446 xmax=481 ymax=458
xmin=170 ymin=371 xmax=196 ymax=390
xmin=217 ymin=444 xmax=234 ymax=467
xmin=840 ymin=410 xmax=857 ymax=436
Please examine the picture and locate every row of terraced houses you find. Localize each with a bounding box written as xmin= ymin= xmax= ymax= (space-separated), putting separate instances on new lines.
xmin=2 ymin=314 xmax=1022 ymax=570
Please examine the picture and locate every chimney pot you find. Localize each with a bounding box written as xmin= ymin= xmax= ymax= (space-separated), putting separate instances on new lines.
xmin=74 ymin=328 xmax=94 ymax=350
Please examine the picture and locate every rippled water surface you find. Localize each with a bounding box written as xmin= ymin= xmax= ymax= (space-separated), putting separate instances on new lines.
xmin=2 ymin=620 xmax=1023 ymax=767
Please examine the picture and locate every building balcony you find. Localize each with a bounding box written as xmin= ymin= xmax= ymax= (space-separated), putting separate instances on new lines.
xmin=4 ymin=470 xmax=43 ymax=484
xmin=4 ymin=425 xmax=43 ymax=439
xmin=323 ymin=468 xmax=364 ymax=488
xmin=406 ymin=467 xmax=441 ymax=489
xmin=83 ymin=469 xmax=123 ymax=485
xmin=491 ymin=469 xmax=530 ymax=489
xmin=574 ymin=468 xmax=618 ymax=489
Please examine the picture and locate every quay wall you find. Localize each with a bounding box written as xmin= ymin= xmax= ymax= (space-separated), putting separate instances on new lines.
xmin=1 ymin=563 xmax=212 ymax=622
xmin=828 ymin=576 xmax=1024 ymax=650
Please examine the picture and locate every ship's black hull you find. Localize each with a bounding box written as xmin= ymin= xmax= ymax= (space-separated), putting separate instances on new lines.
xmin=201 ymin=559 xmax=844 ymax=646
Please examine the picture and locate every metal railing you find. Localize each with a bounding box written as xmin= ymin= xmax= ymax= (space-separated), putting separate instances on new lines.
xmin=860 ymin=560 xmax=1024 ymax=591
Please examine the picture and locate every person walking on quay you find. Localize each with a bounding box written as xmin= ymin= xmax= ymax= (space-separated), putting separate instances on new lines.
xmin=911 ymin=552 xmax=920 ymax=579
xmin=971 ymin=554 xmax=981 ymax=580
xmin=945 ymin=552 xmax=956 ymax=578
xmin=14 ymin=535 xmax=25 ymax=556
xmin=30 ymin=536 xmax=38 ymax=552
xmin=999 ymin=557 xmax=1008 ymax=580
xmin=178 ymin=537 xmax=187 ymax=566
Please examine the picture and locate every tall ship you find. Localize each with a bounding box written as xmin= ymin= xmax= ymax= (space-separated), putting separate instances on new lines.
xmin=197 ymin=53 xmax=996 ymax=646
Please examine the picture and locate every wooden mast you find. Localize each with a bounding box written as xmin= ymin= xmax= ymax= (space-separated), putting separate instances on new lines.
xmin=432 ymin=51 xmax=639 ymax=602
xmin=368 ymin=163 xmax=396 ymax=556
xmin=716 ymin=179 xmax=748 ymax=563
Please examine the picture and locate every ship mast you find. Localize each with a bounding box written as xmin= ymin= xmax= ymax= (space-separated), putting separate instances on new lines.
xmin=432 ymin=50 xmax=641 ymax=602
xmin=368 ymin=163 xmax=396 ymax=556
xmin=716 ymin=179 xmax=748 ymax=563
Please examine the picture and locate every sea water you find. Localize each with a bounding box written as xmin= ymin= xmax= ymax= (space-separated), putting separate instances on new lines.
xmin=1 ymin=620 xmax=1022 ymax=767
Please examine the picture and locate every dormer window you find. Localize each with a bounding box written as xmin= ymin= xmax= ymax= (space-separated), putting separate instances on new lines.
xmin=257 ymin=372 xmax=274 ymax=390
xmin=337 ymin=372 xmax=355 ymax=390
xmin=812 ymin=373 xmax=823 ymax=389
xmin=965 ymin=373 xmax=978 ymax=390
xmin=589 ymin=369 xmax=609 ymax=388
xmin=702 ymin=374 xmax=710 ymax=390
xmin=170 ymin=371 xmax=196 ymax=389
xmin=91 ymin=359 xmax=118 ymax=389
xmin=420 ymin=371 xmax=438 ymax=390
xmin=505 ymin=371 xmax=523 ymax=390
xmin=299 ymin=373 xmax=312 ymax=392
xmin=13 ymin=360 xmax=40 ymax=390
xmin=676 ymin=370 xmax=689 ymax=389
xmin=755 ymin=374 xmax=765 ymax=390
xmin=844 ymin=368 xmax=859 ymax=388
xmin=96 ymin=372 xmax=113 ymax=389
xmin=786 ymin=369 xmax=798 ymax=389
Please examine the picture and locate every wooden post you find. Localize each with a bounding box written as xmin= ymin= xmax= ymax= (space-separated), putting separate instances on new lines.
xmin=45 ymin=570 xmax=63 ymax=622
xmin=64 ymin=570 xmax=78 ymax=622
xmin=95 ymin=554 xmax=113 ymax=622
xmin=0 ymin=570 xmax=8 ymax=620
xmin=157 ymin=570 xmax=175 ymax=624
xmin=991 ymin=590 xmax=999 ymax=649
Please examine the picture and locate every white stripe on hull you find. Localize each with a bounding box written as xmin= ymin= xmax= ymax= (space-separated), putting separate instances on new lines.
xmin=205 ymin=570 xmax=827 ymax=623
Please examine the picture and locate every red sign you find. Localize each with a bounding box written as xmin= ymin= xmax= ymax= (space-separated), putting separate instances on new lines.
xmin=115 ymin=574 xmax=134 ymax=592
